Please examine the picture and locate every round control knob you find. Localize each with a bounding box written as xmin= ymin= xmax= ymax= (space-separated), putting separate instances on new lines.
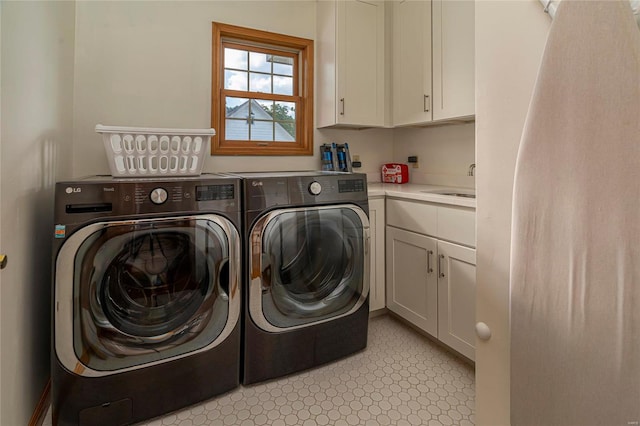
xmin=309 ymin=181 xmax=322 ymax=196
xmin=150 ymin=187 xmax=168 ymax=204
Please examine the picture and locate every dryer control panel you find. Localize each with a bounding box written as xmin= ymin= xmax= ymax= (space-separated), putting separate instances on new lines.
xmin=290 ymin=174 xmax=367 ymax=205
xmin=243 ymin=172 xmax=368 ymax=212
xmin=55 ymin=176 xmax=240 ymax=226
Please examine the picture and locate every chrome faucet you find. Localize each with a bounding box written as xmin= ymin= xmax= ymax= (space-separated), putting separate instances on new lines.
xmin=468 ymin=163 xmax=476 ymax=176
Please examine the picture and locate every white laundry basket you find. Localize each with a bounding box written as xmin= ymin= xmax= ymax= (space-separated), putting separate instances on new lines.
xmin=95 ymin=125 xmax=215 ymax=177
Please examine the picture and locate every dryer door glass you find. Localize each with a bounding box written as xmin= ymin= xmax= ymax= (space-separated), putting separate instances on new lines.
xmin=70 ymin=216 xmax=235 ymax=372
xmin=253 ymin=206 xmax=367 ymax=328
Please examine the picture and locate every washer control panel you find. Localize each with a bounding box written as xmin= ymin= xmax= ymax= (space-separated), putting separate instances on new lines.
xmin=56 ymin=177 xmax=241 ymax=221
xmin=149 ymin=187 xmax=168 ymax=204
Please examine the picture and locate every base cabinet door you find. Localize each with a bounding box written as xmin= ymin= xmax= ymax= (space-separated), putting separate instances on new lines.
xmin=386 ymin=226 xmax=438 ymax=337
xmin=369 ymin=198 xmax=386 ymax=311
xmin=437 ymin=240 xmax=476 ymax=360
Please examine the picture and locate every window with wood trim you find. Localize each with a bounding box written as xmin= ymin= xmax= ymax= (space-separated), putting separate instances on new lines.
xmin=211 ymin=23 xmax=314 ymax=156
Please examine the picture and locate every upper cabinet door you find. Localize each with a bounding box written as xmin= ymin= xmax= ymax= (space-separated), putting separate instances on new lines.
xmin=393 ymin=0 xmax=432 ymax=126
xmin=317 ymin=0 xmax=386 ymax=128
xmin=432 ymin=0 xmax=475 ymax=121
xmin=318 ymin=0 xmax=474 ymax=129
xmin=392 ymin=0 xmax=475 ymax=126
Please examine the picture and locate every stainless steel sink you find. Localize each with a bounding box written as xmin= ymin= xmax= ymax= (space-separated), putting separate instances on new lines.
xmin=420 ymin=189 xmax=476 ymax=199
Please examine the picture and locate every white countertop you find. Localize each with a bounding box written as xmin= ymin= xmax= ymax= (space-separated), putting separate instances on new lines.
xmin=368 ymin=183 xmax=476 ymax=209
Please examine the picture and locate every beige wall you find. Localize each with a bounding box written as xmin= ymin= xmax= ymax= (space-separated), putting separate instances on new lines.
xmin=0 ymin=1 xmax=76 ymax=424
xmin=475 ymin=1 xmax=550 ymax=424
xmin=71 ymin=1 xmax=483 ymax=183
xmin=71 ymin=1 xmax=392 ymax=178
xmin=393 ymin=122 xmax=476 ymax=188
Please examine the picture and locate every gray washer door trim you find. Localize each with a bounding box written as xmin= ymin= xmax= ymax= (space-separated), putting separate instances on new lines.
xmin=54 ymin=214 xmax=241 ymax=377
xmin=249 ymin=204 xmax=370 ymax=332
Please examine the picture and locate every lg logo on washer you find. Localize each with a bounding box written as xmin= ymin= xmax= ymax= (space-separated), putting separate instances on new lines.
xmin=252 ymin=181 xmax=263 ymax=187
xmin=65 ymin=187 xmax=81 ymax=194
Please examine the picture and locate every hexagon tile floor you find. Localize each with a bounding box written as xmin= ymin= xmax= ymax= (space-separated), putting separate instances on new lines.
xmin=43 ymin=314 xmax=475 ymax=426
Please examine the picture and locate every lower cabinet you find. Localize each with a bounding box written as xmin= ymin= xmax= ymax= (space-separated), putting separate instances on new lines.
xmin=436 ymin=240 xmax=476 ymax=360
xmin=368 ymin=198 xmax=386 ymax=311
xmin=386 ymin=226 xmax=438 ymax=335
xmin=386 ymin=224 xmax=476 ymax=361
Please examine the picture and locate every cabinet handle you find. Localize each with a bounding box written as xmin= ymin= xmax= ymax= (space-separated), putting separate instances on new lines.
xmin=424 ymin=95 xmax=430 ymax=112
xmin=438 ymin=254 xmax=445 ymax=278
xmin=340 ymin=98 xmax=345 ymax=116
xmin=427 ymin=250 xmax=433 ymax=273
xmin=0 ymin=254 xmax=6 ymax=270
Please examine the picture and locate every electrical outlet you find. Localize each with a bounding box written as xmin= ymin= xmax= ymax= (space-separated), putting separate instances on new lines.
xmin=352 ymin=155 xmax=360 ymax=162
xmin=412 ymin=162 xmax=419 ymax=169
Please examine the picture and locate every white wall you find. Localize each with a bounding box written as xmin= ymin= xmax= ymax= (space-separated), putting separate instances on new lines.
xmin=318 ymin=127 xmax=394 ymax=181
xmin=0 ymin=1 xmax=76 ymax=424
xmin=475 ymin=1 xmax=549 ymax=424
xmin=72 ymin=0 xmax=393 ymax=178
xmin=393 ymin=122 xmax=475 ymax=188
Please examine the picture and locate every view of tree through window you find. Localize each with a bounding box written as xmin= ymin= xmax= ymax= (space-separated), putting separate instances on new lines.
xmin=211 ymin=23 xmax=313 ymax=155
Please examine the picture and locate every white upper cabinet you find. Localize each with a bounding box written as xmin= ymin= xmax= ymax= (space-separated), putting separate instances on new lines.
xmin=392 ymin=0 xmax=432 ymax=126
xmin=432 ymin=0 xmax=475 ymax=121
xmin=317 ymin=0 xmax=386 ymax=128
xmin=392 ymin=0 xmax=475 ymax=126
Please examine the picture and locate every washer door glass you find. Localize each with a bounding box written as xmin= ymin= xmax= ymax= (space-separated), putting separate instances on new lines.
xmin=252 ymin=206 xmax=368 ymax=329
xmin=72 ymin=217 xmax=233 ymax=372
